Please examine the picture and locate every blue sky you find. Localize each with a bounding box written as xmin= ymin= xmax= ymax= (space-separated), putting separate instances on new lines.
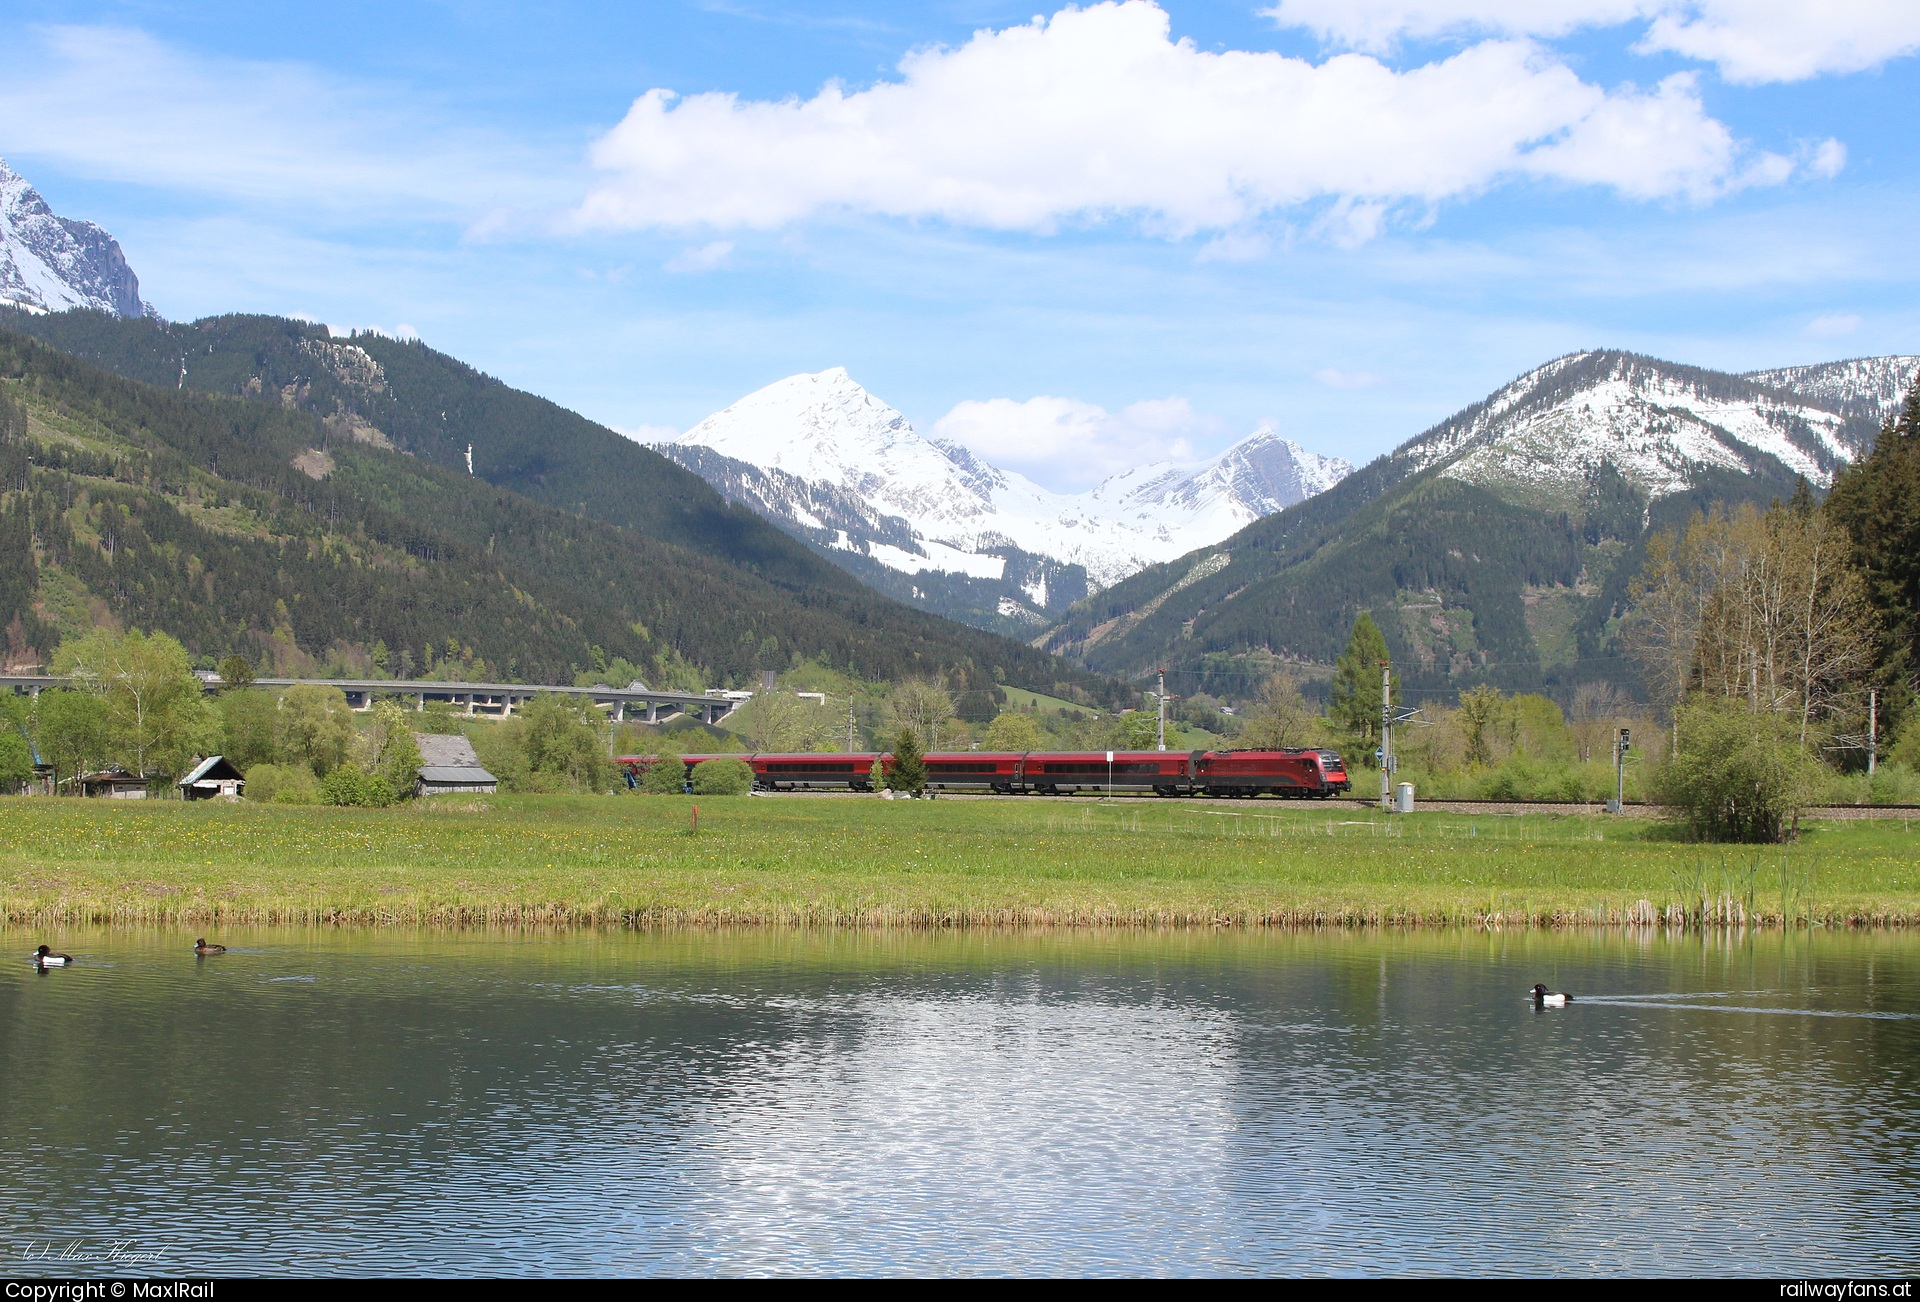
xmin=2 ymin=0 xmax=1916 ymax=489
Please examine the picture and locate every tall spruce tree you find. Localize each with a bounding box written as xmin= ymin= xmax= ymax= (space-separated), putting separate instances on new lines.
xmin=1825 ymin=379 xmax=1920 ymax=721
xmin=887 ymin=726 xmax=927 ymax=795
xmin=1328 ymin=612 xmax=1389 ymax=764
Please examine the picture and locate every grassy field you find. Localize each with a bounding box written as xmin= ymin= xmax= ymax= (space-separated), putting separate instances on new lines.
xmin=0 ymin=793 xmax=1914 ymax=929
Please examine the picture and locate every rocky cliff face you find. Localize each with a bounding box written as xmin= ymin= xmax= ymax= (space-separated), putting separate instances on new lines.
xmin=0 ymin=158 xmax=152 ymax=319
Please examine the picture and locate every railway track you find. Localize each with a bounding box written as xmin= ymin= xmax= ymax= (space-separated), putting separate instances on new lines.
xmin=757 ymin=789 xmax=1920 ymax=820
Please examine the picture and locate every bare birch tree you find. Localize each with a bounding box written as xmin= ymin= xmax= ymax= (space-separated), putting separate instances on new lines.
xmin=890 ymin=677 xmax=957 ymax=752
xmin=1240 ymin=671 xmax=1319 ymax=750
xmin=1626 ymin=503 xmax=1875 ymax=742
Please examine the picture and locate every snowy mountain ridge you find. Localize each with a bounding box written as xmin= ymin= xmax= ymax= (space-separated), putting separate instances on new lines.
xmin=660 ymin=367 xmax=1351 ymax=606
xmin=0 ymin=158 xmax=152 ymax=319
xmin=1397 ymin=350 xmax=1914 ymax=506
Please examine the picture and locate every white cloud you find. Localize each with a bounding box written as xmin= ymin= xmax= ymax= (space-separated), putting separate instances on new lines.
xmin=1807 ymin=139 xmax=1847 ymax=179
xmin=1265 ymin=0 xmax=1920 ymax=84
xmin=0 ymin=25 xmax=560 ymax=218
xmin=1642 ymin=2 xmax=1920 ymax=83
xmin=1517 ymin=72 xmax=1776 ymax=201
xmin=577 ymin=1 xmax=1776 ymax=240
xmin=664 ymin=240 xmax=735 ymax=273
xmin=931 ymin=393 xmax=1223 ymax=488
xmin=1805 ymin=312 xmax=1860 ymax=337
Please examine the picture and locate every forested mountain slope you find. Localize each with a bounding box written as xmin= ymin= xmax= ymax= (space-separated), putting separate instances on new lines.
xmin=1045 ymin=350 xmax=1904 ymax=702
xmin=0 ymin=327 xmax=1121 ymax=702
xmin=0 ymin=308 xmax=857 ymax=593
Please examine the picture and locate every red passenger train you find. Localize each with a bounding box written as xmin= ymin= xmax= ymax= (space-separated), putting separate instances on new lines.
xmin=619 ymin=748 xmax=1351 ymax=799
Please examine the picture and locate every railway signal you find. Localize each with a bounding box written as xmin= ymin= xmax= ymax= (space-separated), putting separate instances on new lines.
xmin=1609 ymin=726 xmax=1631 ymax=813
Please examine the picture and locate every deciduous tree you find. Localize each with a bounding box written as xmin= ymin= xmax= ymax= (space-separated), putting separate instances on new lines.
xmin=364 ymin=701 xmax=424 ymax=796
xmin=217 ymin=689 xmax=279 ymax=771
xmin=277 ymin=683 xmax=356 ymax=776
xmin=891 ymin=677 xmax=957 ymax=752
xmin=33 ymin=689 xmax=109 ymax=792
xmin=54 ymin=628 xmax=213 ymax=778
xmin=982 ymin=710 xmax=1045 ymax=752
xmin=1627 ymin=504 xmax=1876 ymax=744
xmin=1241 ymin=671 xmax=1318 ymax=750
xmin=732 ymin=689 xmax=819 ymax=753
xmin=520 ymin=694 xmax=613 ymax=792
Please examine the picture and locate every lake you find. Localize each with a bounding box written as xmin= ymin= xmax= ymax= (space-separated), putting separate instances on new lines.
xmin=3 ymin=927 xmax=1916 ymax=1276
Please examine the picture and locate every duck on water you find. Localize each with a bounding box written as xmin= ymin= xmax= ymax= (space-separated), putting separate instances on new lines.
xmin=1531 ymin=983 xmax=1572 ymax=1007
xmin=193 ymin=939 xmax=227 ymax=956
xmin=31 ymin=945 xmax=73 ymax=967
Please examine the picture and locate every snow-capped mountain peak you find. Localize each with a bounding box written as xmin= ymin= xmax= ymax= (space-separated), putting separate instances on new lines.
xmin=0 ymin=157 xmax=152 ymax=319
xmin=663 ymin=369 xmax=1353 ymax=599
xmin=672 ymin=367 xmax=1007 ymax=529
xmin=1399 ymin=349 xmax=1888 ymax=503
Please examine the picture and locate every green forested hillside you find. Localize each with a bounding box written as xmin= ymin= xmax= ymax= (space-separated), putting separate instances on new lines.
xmin=0 ymin=327 xmax=1120 ymax=699
xmin=1046 ymin=443 xmax=1804 ymax=703
xmin=0 ymin=308 xmax=858 ymax=591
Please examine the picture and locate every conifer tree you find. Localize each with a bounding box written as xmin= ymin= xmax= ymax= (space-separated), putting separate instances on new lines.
xmin=1328 ymin=612 xmax=1389 ymax=764
xmin=1825 ymin=379 xmax=1920 ymax=721
xmin=887 ymin=726 xmax=926 ymax=795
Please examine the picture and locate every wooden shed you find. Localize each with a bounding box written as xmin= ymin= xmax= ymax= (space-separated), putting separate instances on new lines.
xmin=79 ymin=766 xmax=150 ymax=799
xmin=178 ymin=755 xmax=246 ymax=800
xmin=414 ymin=733 xmax=498 ymax=796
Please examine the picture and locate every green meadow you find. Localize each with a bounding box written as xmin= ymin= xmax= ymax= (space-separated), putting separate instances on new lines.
xmin=1 ymin=793 xmax=1915 ymax=929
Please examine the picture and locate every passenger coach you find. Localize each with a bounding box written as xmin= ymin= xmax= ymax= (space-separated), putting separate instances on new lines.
xmin=621 ymin=748 xmax=1351 ymax=798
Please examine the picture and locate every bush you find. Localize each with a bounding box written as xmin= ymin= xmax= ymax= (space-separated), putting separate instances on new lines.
xmin=1821 ymin=762 xmax=1920 ymax=806
xmin=1652 ymin=696 xmax=1823 ymax=843
xmin=1545 ymin=765 xmax=1593 ymax=803
xmin=319 ymin=763 xmax=399 ymax=808
xmin=1478 ymin=755 xmax=1535 ymax=801
xmin=243 ymin=762 xmax=320 ymax=805
xmin=641 ymin=756 xmax=690 ymax=794
xmin=0 ymin=728 xmax=34 ymax=793
xmin=689 ymin=757 xmax=753 ymax=795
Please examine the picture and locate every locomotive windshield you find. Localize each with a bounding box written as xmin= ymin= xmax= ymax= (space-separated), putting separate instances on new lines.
xmin=1317 ymin=750 xmax=1345 ymax=770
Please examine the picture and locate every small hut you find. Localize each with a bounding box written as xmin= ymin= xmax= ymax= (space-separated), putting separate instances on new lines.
xmin=413 ymin=733 xmax=498 ymax=796
xmin=178 ymin=755 xmax=246 ymax=800
xmin=79 ymin=766 xmax=150 ymax=799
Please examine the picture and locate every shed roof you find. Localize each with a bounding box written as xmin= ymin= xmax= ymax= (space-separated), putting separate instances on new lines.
xmin=418 ymin=765 xmax=498 ymax=784
xmin=179 ymin=755 xmax=245 ymax=786
xmin=415 ymin=733 xmax=486 ymax=770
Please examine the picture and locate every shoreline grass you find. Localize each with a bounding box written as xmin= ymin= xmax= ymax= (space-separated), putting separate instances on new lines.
xmin=1 ymin=794 xmax=1915 ymax=930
